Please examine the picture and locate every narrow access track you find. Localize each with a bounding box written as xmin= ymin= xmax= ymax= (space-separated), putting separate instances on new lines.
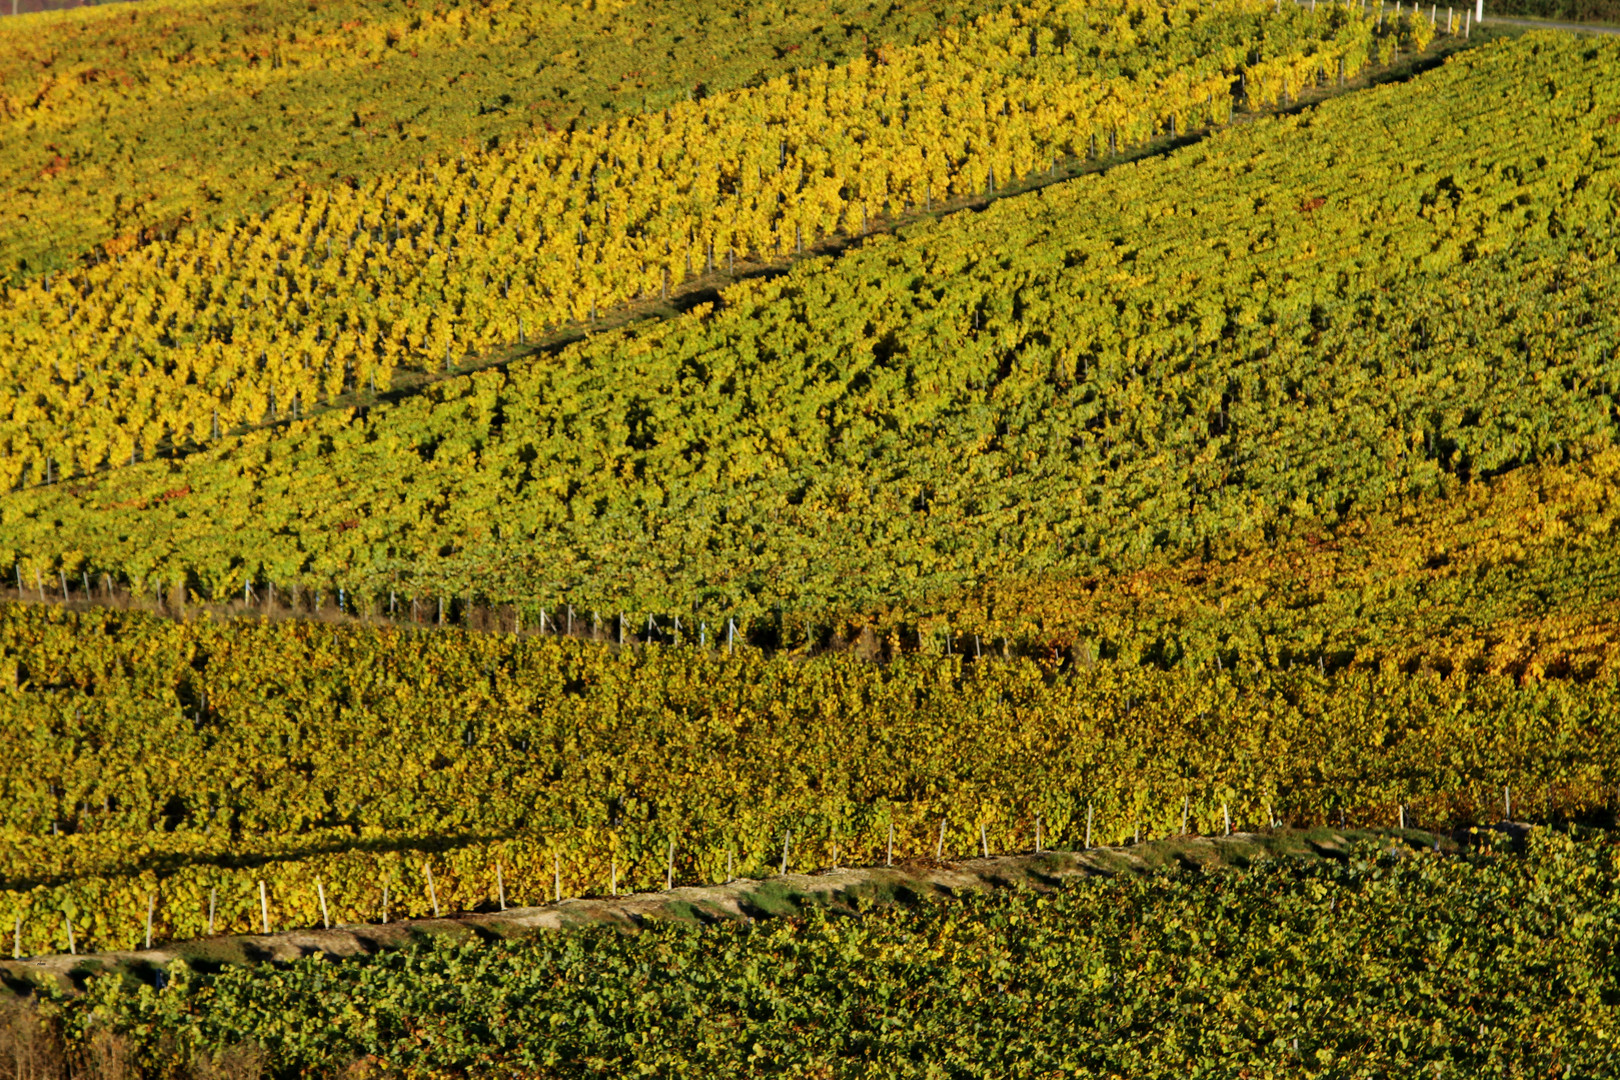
xmin=0 ymin=825 xmax=1503 ymax=997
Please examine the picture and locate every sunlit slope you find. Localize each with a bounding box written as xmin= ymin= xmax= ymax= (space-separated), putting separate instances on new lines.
xmin=0 ymin=0 xmax=1383 ymax=484
xmin=6 ymin=34 xmax=1613 ymax=623
xmin=0 ymin=0 xmax=1007 ymax=280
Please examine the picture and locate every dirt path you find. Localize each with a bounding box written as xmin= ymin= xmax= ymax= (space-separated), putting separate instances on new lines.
xmin=0 ymin=826 xmax=1470 ymax=996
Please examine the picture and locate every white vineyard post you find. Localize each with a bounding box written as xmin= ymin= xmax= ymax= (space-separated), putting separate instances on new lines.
xmin=1474 ymin=0 xmax=1482 ymax=21
xmin=1035 ymin=816 xmax=1043 ymax=853
xmin=208 ymin=888 xmax=216 ymax=936
xmin=496 ymin=862 xmax=506 ymax=911
xmin=1224 ymin=803 xmax=1232 ymax=836
xmin=317 ymin=880 xmax=330 ymax=929
xmin=610 ymin=851 xmax=618 ymax=897
xmin=382 ymin=884 xmax=390 ymax=924
xmin=664 ymin=839 xmax=674 ymax=892
xmin=726 ymin=850 xmax=733 ymax=881
xmin=781 ymin=832 xmax=791 ymax=875
xmin=1085 ymin=804 xmax=1093 ymax=850
xmin=886 ymin=822 xmax=894 ymax=866
xmin=1504 ymin=785 xmax=1511 ymax=821
xmin=145 ymin=891 xmax=156 ymax=948
xmin=936 ymin=819 xmax=947 ymax=859
xmin=259 ymin=881 xmax=270 ymax=934
xmin=425 ymin=863 xmax=441 ymax=917
xmin=1399 ymin=805 xmax=1406 ymax=830
xmin=980 ymin=822 xmax=989 ymax=858
xmin=64 ymin=912 xmax=75 ymax=956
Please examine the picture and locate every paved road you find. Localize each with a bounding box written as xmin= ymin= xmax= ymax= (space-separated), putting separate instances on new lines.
xmin=1483 ymin=14 xmax=1620 ymax=33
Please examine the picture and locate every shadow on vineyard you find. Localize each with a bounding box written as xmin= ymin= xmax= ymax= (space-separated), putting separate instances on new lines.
xmin=0 ymin=828 xmax=517 ymax=896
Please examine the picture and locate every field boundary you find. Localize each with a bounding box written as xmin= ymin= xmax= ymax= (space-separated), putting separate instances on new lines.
xmin=0 ymin=826 xmax=1486 ymax=996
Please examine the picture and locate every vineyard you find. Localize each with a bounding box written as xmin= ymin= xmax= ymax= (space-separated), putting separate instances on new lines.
xmin=0 ymin=0 xmax=1617 ymax=1073
xmin=2 ymin=0 xmax=1022 ymax=281
xmin=1 ymin=584 xmax=1619 ymax=956
xmin=0 ymin=0 xmax=1400 ymax=491
xmin=19 ymin=830 xmax=1620 ymax=1076
xmin=5 ymin=29 xmax=1615 ymax=625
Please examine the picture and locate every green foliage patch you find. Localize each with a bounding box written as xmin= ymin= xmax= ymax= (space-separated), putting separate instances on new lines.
xmin=8 ymin=34 xmax=1619 ymax=621
xmin=38 ymin=829 xmax=1620 ymax=1077
xmin=0 ymin=0 xmax=999 ymax=279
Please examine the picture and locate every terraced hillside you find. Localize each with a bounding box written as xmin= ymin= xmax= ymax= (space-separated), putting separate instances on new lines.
xmin=1 ymin=4 xmax=1617 ymax=1076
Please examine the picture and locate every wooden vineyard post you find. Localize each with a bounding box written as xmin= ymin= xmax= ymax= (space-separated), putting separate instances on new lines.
xmin=886 ymin=822 xmax=894 ymax=867
xmin=726 ymin=850 xmax=733 ymax=881
xmin=12 ymin=915 xmax=19 ymax=960
xmin=64 ymin=912 xmax=75 ymax=956
xmin=208 ymin=889 xmax=216 ymax=936
xmin=980 ymin=823 xmax=989 ymax=858
xmin=1035 ymin=816 xmax=1043 ymax=853
xmin=1183 ymin=796 xmax=1190 ymax=835
xmin=936 ymin=819 xmax=946 ymax=859
xmin=425 ymin=863 xmax=441 ymax=917
xmin=145 ymin=891 xmax=156 ymax=949
xmin=1085 ymin=804 xmax=1093 ymax=850
xmin=780 ymin=832 xmax=791 ymax=875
